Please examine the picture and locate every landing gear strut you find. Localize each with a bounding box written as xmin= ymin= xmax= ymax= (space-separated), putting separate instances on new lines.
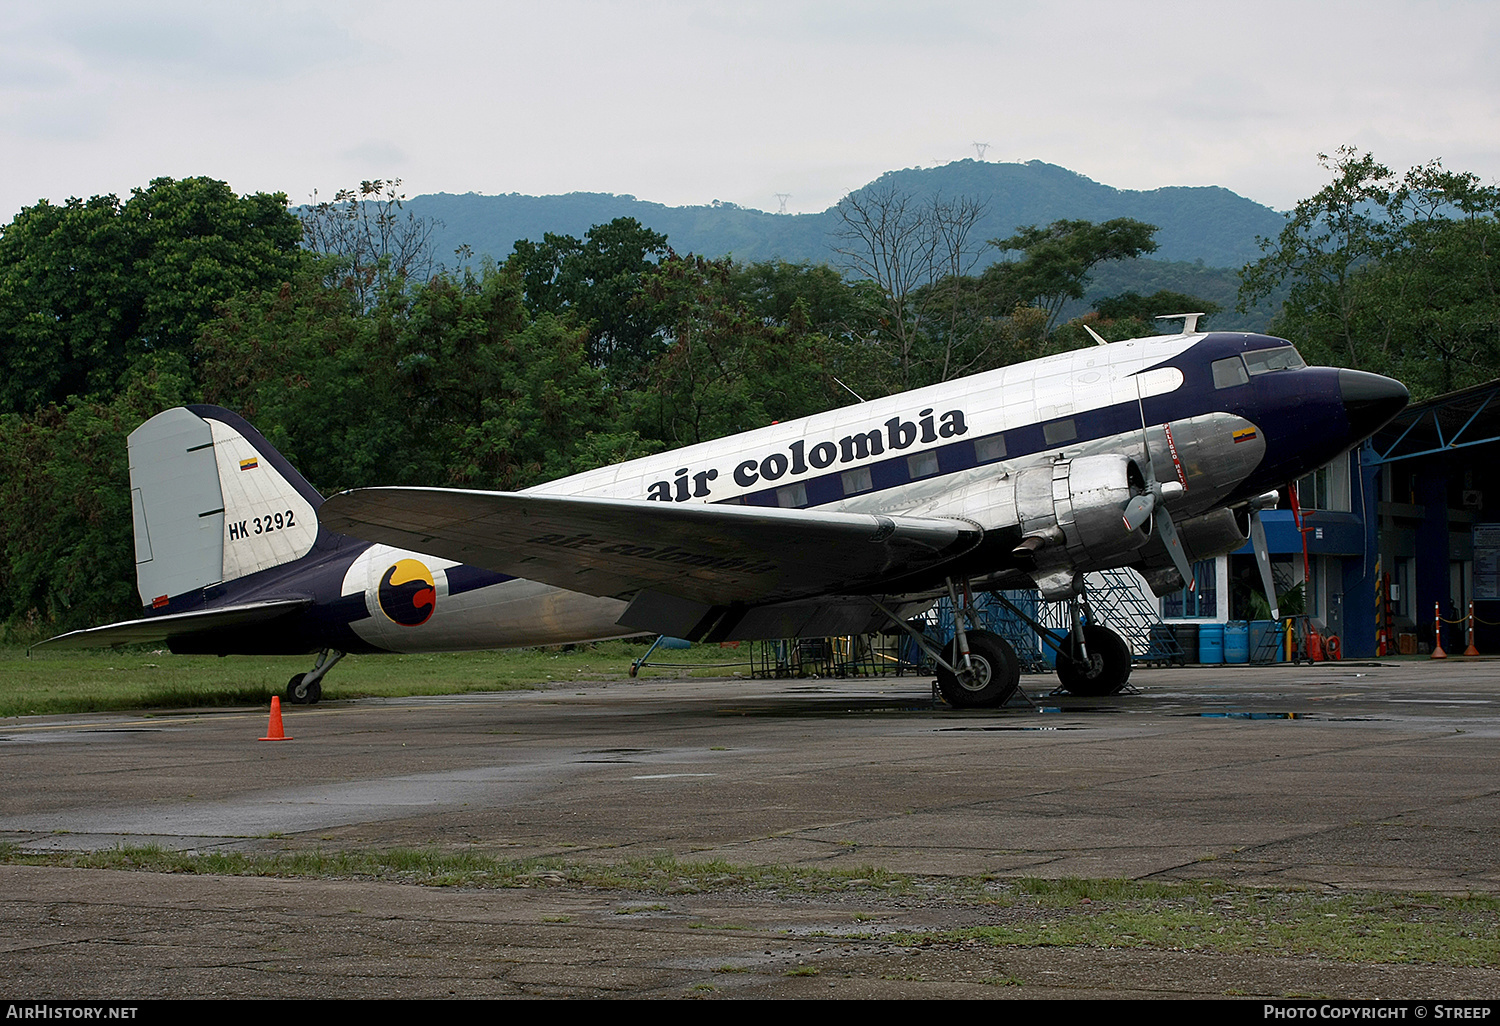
xmin=287 ymin=648 xmax=344 ymax=705
xmin=874 ymin=579 xmax=1022 ymax=709
xmin=986 ymin=585 xmax=1133 ymax=697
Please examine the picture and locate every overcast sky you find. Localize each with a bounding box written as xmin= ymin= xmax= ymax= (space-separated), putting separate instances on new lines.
xmin=3 ymin=0 xmax=1498 ymax=222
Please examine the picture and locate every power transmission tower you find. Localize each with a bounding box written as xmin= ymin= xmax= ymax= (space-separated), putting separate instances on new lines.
xmin=973 ymin=142 xmax=990 ymax=161
xmin=774 ymin=193 xmax=791 ymax=215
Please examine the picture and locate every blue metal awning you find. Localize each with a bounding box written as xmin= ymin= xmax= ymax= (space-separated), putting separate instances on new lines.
xmin=1372 ymin=378 xmax=1500 ymax=464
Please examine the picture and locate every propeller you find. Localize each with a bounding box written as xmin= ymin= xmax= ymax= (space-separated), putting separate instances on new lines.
xmin=1245 ymin=490 xmax=1282 ymax=621
xmin=1122 ymin=380 xmax=1192 ymax=589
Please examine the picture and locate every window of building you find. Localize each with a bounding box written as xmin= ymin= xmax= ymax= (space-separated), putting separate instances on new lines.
xmin=1161 ymin=559 xmax=1218 ymax=618
xmin=1298 ymin=455 xmax=1351 ymax=512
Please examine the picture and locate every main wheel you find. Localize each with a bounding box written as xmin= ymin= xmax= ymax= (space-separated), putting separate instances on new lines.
xmin=286 ymin=674 xmax=322 ymax=705
xmin=936 ymin=630 xmax=1021 ymax=708
xmin=1055 ymin=624 xmax=1132 ymax=696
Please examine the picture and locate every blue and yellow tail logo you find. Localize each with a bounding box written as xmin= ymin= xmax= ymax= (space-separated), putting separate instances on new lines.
xmin=378 ymin=559 xmax=436 ymax=626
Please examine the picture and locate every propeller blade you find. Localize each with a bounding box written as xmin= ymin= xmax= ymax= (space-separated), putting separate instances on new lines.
xmin=1122 ymin=492 xmax=1155 ymax=532
xmin=1155 ymin=506 xmax=1193 ymax=589
xmin=1248 ymin=509 xmax=1280 ymax=620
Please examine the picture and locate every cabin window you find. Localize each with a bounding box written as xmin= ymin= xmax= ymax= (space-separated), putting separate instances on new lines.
xmin=1043 ymin=419 xmax=1077 ymax=445
xmin=1244 ymin=346 xmax=1306 ymax=375
xmin=841 ymin=467 xmax=873 ymax=494
xmin=974 ymin=435 xmax=1006 ymax=463
xmin=907 ymin=451 xmax=939 ymax=479
xmin=776 ymin=482 xmax=807 ymax=508
xmin=1212 ymin=357 xmax=1249 ymax=388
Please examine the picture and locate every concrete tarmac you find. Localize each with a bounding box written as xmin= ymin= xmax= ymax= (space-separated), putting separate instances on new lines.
xmin=3 ymin=658 xmax=1499 ymax=998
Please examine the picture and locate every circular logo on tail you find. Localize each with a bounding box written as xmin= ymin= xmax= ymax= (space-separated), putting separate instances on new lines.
xmin=378 ymin=559 xmax=436 ymax=626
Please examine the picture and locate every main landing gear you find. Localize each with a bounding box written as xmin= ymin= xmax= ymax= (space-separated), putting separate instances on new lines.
xmin=286 ymin=648 xmax=344 ymax=705
xmin=914 ymin=580 xmax=1134 ymax=704
xmin=875 ymin=580 xmax=1022 ymax=709
xmin=1054 ymin=623 xmax=1132 ymax=697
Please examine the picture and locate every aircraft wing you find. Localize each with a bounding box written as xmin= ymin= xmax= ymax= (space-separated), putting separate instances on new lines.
xmin=33 ymin=598 xmax=312 ymax=651
xmin=319 ymin=487 xmax=983 ymax=607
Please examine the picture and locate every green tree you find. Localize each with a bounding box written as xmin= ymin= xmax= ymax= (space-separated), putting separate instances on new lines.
xmin=1239 ymin=150 xmax=1500 ymax=398
xmin=632 ymin=254 xmax=856 ymax=447
xmin=508 ymin=217 xmax=670 ymax=377
xmin=1093 ymin=289 xmax=1221 ymax=326
xmin=983 ymin=218 xmax=1160 ymax=335
xmin=0 ymin=177 xmax=303 ymax=414
xmin=299 ymin=178 xmax=441 ymax=310
xmin=1238 ymin=148 xmax=1398 ymax=368
xmin=0 ymin=356 xmax=196 ymax=634
xmin=197 ymin=261 xmax=643 ymax=494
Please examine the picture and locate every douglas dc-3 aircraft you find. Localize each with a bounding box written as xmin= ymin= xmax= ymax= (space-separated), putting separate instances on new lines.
xmin=38 ymin=318 xmax=1408 ymax=708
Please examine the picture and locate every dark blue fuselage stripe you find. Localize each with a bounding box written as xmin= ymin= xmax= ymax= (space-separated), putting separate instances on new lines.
xmin=726 ymin=335 xmax=1345 ymax=512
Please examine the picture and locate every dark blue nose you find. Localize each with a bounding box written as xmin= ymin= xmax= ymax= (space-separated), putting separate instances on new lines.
xmin=1340 ymin=369 xmax=1409 ymax=441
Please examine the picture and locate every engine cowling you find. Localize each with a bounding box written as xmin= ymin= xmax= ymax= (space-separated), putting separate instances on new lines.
xmin=1013 ymin=454 xmax=1151 ymax=596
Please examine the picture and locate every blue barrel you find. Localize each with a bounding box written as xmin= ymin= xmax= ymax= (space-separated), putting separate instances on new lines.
xmin=1199 ymin=622 xmax=1225 ymax=664
xmin=1224 ymin=621 xmax=1250 ymax=664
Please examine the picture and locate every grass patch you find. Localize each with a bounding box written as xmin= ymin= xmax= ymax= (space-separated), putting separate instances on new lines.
xmin=4 ymin=844 xmax=1494 ymax=968
xmin=0 ymin=845 xmax=913 ymax=896
xmin=886 ymin=878 xmax=1500 ymax=967
xmin=0 ymin=641 xmax=750 ymax=717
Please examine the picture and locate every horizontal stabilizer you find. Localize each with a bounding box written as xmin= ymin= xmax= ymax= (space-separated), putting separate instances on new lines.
xmin=320 ymin=487 xmax=983 ymax=606
xmin=32 ymin=598 xmax=311 ymax=652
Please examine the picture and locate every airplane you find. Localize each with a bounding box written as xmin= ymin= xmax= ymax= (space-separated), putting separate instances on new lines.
xmin=37 ymin=316 xmax=1409 ymax=709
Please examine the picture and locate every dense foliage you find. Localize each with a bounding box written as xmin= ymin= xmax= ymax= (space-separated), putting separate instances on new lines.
xmin=1240 ymin=148 xmax=1500 ymax=399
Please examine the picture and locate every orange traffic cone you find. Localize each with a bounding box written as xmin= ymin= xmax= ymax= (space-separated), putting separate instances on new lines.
xmin=1465 ymin=601 xmax=1481 ymax=657
xmin=260 ymin=695 xmax=293 ymax=741
xmin=1431 ymin=602 xmax=1447 ymax=659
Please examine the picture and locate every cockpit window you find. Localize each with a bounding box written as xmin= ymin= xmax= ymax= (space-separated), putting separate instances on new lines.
xmin=1243 ymin=346 xmax=1306 ymax=375
xmin=1212 ymin=356 xmax=1249 ymax=389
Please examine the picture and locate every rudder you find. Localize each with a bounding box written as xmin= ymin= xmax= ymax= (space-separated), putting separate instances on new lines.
xmin=129 ymin=406 xmax=322 ymax=609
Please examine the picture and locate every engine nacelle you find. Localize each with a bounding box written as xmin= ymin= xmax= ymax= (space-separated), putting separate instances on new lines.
xmin=1014 ymin=454 xmax=1150 ymax=596
xmin=1133 ymin=507 xmax=1250 ymax=596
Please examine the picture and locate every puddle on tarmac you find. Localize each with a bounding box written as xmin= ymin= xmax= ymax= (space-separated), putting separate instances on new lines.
xmin=939 ymin=725 xmax=1087 ymax=732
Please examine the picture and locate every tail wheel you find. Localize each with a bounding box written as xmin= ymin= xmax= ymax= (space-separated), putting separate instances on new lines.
xmin=1055 ymin=624 xmax=1131 ymax=696
xmin=936 ymin=630 xmax=1021 ymax=708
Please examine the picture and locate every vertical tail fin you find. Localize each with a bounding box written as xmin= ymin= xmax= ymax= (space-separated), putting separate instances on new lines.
xmin=129 ymin=406 xmax=322 ymax=609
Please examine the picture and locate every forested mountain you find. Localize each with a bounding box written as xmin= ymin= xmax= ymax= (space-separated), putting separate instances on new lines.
xmin=410 ymin=159 xmax=1286 ymax=272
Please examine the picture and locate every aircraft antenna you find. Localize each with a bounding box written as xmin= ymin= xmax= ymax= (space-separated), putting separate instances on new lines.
xmin=1155 ymin=312 xmax=1204 ymax=335
xmin=774 ymin=193 xmax=791 ymax=214
xmin=832 ymin=375 xmax=866 ymax=403
xmin=973 ymin=142 xmax=990 ymax=161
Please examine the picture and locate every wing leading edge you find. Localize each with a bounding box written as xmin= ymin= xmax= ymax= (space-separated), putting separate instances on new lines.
xmin=318 ymin=487 xmax=984 ymax=608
